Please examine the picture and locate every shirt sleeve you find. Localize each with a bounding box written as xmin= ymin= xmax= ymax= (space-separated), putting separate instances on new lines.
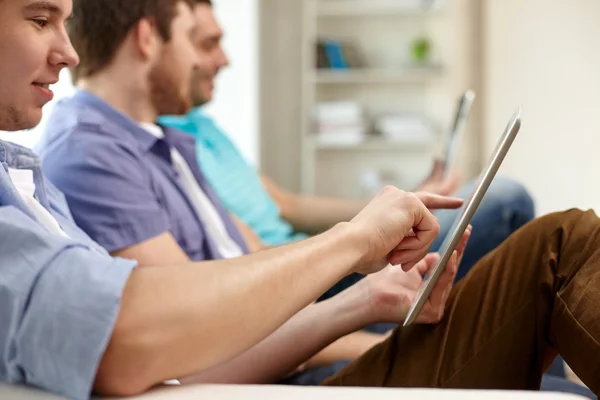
xmin=0 ymin=206 xmax=136 ymax=399
xmin=40 ymin=134 xmax=170 ymax=253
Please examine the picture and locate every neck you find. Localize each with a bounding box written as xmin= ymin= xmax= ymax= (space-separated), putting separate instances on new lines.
xmin=78 ymin=65 xmax=158 ymax=124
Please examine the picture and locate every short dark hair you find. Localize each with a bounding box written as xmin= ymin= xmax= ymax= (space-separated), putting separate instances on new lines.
xmin=69 ymin=0 xmax=195 ymax=81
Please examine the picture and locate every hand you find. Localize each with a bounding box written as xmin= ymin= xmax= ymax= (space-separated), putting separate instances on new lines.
xmin=417 ymin=159 xmax=461 ymax=196
xmin=348 ymin=186 xmax=463 ymax=275
xmin=363 ymin=227 xmax=471 ymax=324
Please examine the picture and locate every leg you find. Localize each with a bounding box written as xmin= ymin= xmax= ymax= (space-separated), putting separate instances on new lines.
xmin=545 ymin=356 xmax=566 ymax=377
xmin=432 ymin=176 xmax=534 ymax=281
xmin=324 ymin=209 xmax=600 ymax=393
xmin=278 ymin=361 xmax=351 ymax=386
xmin=541 ymin=376 xmax=596 ymax=399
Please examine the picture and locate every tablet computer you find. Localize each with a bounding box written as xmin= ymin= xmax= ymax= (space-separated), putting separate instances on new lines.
xmin=403 ymin=105 xmax=522 ymax=327
xmin=439 ymin=90 xmax=476 ymax=179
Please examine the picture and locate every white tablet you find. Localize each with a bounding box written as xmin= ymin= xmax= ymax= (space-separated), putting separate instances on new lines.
xmin=403 ymin=105 xmax=523 ymax=327
xmin=440 ymin=90 xmax=476 ymax=179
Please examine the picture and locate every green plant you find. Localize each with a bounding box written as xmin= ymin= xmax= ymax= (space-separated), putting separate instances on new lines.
xmin=411 ymin=37 xmax=431 ymax=64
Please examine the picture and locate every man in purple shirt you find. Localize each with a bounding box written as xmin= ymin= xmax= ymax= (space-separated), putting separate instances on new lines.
xmin=36 ymin=3 xmax=249 ymax=265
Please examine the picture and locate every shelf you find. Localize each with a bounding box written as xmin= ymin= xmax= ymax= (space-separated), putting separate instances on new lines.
xmin=314 ymin=137 xmax=434 ymax=151
xmin=313 ymin=67 xmax=444 ymax=84
xmin=317 ymin=0 xmax=443 ymax=17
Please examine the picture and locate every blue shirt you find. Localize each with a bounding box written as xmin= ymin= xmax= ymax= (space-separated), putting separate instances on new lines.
xmin=0 ymin=140 xmax=136 ymax=399
xmin=36 ymin=90 xmax=248 ymax=260
xmin=159 ymin=109 xmax=308 ymax=246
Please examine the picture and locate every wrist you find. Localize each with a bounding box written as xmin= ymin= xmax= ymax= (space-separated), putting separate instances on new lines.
xmin=332 ymin=279 xmax=379 ymax=329
xmin=330 ymin=221 xmax=370 ymax=275
xmin=362 ymin=271 xmax=412 ymax=325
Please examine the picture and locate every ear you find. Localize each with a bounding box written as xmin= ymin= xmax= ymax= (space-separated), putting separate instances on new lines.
xmin=131 ymin=17 xmax=160 ymax=61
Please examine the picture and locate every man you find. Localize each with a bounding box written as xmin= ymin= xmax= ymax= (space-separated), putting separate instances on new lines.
xmin=167 ymin=3 xmax=591 ymax=390
xmin=158 ymin=0 xmax=535 ymax=279
xmin=0 ymin=0 xmax=467 ymax=398
xmin=2 ymin=0 xmax=599 ymax=399
xmin=157 ymin=3 xmax=586 ymax=393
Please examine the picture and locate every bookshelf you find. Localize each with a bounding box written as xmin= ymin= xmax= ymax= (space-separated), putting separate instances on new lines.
xmin=312 ymin=66 xmax=444 ymax=85
xmin=316 ymin=0 xmax=445 ymax=17
xmin=300 ymin=0 xmax=474 ymax=199
xmin=258 ymin=0 xmax=481 ymax=199
xmin=314 ymin=137 xmax=432 ymax=151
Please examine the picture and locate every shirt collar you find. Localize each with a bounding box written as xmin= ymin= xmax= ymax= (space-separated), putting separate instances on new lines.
xmin=74 ymin=89 xmax=198 ymax=155
xmin=0 ymin=139 xmax=40 ymax=170
xmin=73 ymin=89 xmax=161 ymax=152
xmin=139 ymin=122 xmax=165 ymax=139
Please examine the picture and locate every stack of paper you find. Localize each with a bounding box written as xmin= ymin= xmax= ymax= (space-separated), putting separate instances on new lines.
xmin=314 ymin=102 xmax=366 ymax=146
xmin=375 ymin=114 xmax=435 ymax=144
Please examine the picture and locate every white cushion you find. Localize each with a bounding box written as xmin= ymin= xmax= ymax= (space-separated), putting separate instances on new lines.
xmin=0 ymin=383 xmax=589 ymax=400
xmin=113 ymin=384 xmax=587 ymax=400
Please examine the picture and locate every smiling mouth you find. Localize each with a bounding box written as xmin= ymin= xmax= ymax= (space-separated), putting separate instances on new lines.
xmin=32 ymin=82 xmax=51 ymax=89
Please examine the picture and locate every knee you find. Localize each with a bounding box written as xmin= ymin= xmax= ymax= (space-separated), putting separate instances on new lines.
xmin=515 ymin=209 xmax=595 ymax=245
xmin=482 ymin=176 xmax=535 ymax=224
xmin=536 ymin=208 xmax=590 ymax=228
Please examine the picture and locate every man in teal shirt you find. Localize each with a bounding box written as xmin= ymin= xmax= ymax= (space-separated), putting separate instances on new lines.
xmin=159 ymin=0 xmax=535 ymax=280
xmin=158 ymin=1 xmax=597 ymax=393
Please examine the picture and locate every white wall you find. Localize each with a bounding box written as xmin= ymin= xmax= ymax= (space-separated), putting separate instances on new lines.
xmin=483 ymin=0 xmax=600 ymax=215
xmin=203 ymin=0 xmax=260 ymax=166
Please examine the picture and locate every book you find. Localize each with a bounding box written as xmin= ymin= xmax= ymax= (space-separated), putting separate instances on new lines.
xmin=323 ymin=39 xmax=348 ymax=69
xmin=316 ymin=41 xmax=330 ymax=69
xmin=316 ymin=39 xmax=366 ymax=70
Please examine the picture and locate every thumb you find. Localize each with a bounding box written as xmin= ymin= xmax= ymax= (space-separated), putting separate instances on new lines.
xmin=417 ymin=253 xmax=440 ymax=275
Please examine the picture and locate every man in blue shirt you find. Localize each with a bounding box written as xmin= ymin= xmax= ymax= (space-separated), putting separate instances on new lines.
xmin=159 ymin=1 xmax=534 ymax=281
xmin=2 ymin=0 xmax=599 ymax=399
xmin=0 ymin=0 xmax=480 ymax=397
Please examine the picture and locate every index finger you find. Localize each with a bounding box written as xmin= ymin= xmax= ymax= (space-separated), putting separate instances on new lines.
xmin=416 ymin=192 xmax=463 ymax=210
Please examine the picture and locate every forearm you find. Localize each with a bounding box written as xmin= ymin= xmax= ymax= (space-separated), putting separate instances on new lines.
xmin=95 ymin=223 xmax=363 ymax=395
xmin=282 ymin=196 xmax=368 ymax=235
xmin=180 ymin=285 xmax=371 ymax=384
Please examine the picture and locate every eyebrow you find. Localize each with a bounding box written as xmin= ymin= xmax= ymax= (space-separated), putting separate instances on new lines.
xmin=24 ymin=1 xmax=62 ymax=15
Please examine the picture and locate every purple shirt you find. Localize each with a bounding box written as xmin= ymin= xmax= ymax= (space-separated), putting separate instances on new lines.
xmin=36 ymin=90 xmax=248 ymax=260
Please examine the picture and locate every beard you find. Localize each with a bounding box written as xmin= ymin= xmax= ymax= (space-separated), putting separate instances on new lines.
xmin=0 ymin=104 xmax=36 ymax=131
xmin=190 ymin=68 xmax=213 ymax=107
xmin=148 ymin=60 xmax=192 ymax=116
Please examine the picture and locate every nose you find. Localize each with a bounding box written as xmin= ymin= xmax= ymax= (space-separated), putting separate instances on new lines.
xmin=218 ymin=46 xmax=230 ymax=69
xmin=48 ymin=28 xmax=80 ymax=68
